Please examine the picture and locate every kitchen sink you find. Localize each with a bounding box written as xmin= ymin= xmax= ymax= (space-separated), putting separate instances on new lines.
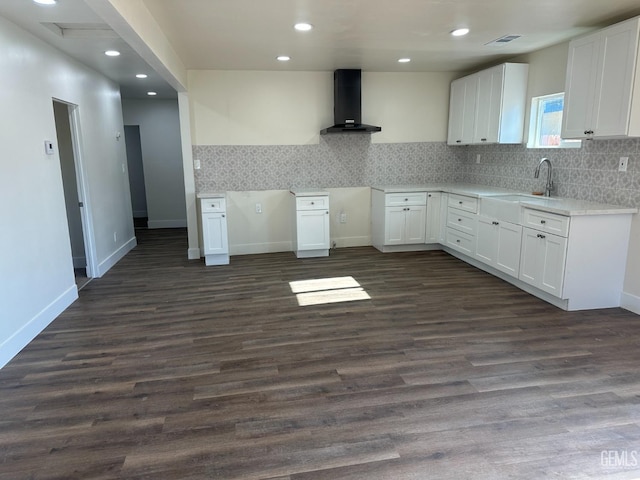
xmin=480 ymin=194 xmax=560 ymax=223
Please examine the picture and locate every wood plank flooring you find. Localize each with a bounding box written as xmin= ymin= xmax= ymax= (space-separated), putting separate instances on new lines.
xmin=2 ymin=228 xmax=640 ymax=479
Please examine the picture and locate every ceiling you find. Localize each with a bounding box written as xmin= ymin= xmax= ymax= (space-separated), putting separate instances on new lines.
xmin=2 ymin=0 xmax=640 ymax=100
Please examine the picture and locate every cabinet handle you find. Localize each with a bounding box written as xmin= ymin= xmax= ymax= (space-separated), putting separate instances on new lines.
xmin=222 ymin=214 xmax=225 ymax=218
xmin=311 ymin=202 xmax=315 ymax=205
xmin=456 ymin=239 xmax=461 ymax=243
xmin=404 ymin=198 xmax=409 ymax=202
xmin=492 ymin=221 xmax=499 ymax=225
xmin=537 ymin=233 xmax=546 ymax=239
xmin=326 ymin=211 xmax=329 ymax=214
xmin=540 ymin=220 xmax=546 ymax=224
xmin=456 ymin=140 xmax=462 ymax=143
xmin=457 ymin=218 xmax=462 ymax=222
xmin=428 ymin=194 xmax=432 ymax=197
xmin=481 ymin=138 xmax=487 ymax=142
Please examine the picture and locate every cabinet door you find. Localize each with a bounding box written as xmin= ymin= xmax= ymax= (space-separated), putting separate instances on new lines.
xmin=447 ymin=76 xmax=477 ymax=145
xmin=519 ymin=227 xmax=543 ymax=287
xmin=405 ymin=205 xmax=427 ymax=244
xmin=562 ymin=33 xmax=599 ymax=139
xmin=447 ymin=79 xmax=466 ymax=145
xmin=384 ymin=207 xmax=407 ymax=245
xmin=495 ymin=222 xmax=522 ymax=277
xmin=539 ymin=233 xmax=567 ymax=296
xmin=202 ymin=213 xmax=228 ymax=255
xmin=592 ymin=19 xmax=640 ymax=137
xmin=297 ymin=210 xmax=330 ymax=250
xmin=425 ymin=192 xmax=441 ymax=244
xmin=474 ymin=66 xmax=504 ymax=144
xmin=475 ymin=216 xmax=498 ymax=265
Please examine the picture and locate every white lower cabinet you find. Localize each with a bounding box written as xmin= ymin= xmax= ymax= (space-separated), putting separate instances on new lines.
xmin=475 ymin=216 xmax=522 ymax=277
xmin=445 ymin=193 xmax=478 ymax=256
xmin=200 ymin=196 xmax=229 ymax=266
xmin=519 ymin=227 xmax=567 ymax=296
xmin=291 ymin=193 xmax=330 ymax=258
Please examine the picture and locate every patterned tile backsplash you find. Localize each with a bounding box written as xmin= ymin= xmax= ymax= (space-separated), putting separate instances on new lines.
xmin=193 ymin=136 xmax=640 ymax=208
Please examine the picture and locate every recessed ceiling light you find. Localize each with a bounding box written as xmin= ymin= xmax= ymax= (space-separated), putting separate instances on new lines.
xmin=135 ymin=74 xmax=148 ymax=79
xmin=398 ymin=58 xmax=411 ymax=63
xmin=451 ymin=28 xmax=470 ymax=37
xmin=277 ymin=55 xmax=291 ymax=62
xmin=104 ymin=50 xmax=121 ymax=57
xmin=33 ymin=0 xmax=57 ymax=5
xmin=294 ymin=23 xmax=313 ymax=32
xmin=147 ymin=91 xmax=157 ymax=96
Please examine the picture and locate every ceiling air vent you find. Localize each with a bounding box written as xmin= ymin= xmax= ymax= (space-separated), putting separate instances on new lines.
xmin=485 ymin=34 xmax=522 ymax=47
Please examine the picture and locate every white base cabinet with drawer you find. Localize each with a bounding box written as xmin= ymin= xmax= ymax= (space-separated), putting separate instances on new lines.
xmin=199 ymin=195 xmax=229 ymax=266
xmin=372 ymin=190 xmax=433 ymax=252
xmin=291 ymin=192 xmax=330 ymax=258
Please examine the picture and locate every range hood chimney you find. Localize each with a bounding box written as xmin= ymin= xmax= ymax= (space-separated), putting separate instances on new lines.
xmin=320 ymin=69 xmax=381 ymax=135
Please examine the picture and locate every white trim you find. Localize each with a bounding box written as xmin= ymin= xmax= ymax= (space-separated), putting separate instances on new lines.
xmin=188 ymin=247 xmax=201 ymax=260
xmin=0 ymin=285 xmax=78 ymax=369
xmin=147 ymin=219 xmax=187 ymax=229
xmin=96 ymin=236 xmax=137 ymax=277
xmin=621 ymin=292 xmax=640 ymax=316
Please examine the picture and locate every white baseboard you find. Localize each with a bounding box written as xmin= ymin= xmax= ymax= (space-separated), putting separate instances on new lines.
xmin=0 ymin=285 xmax=78 ymax=369
xmin=188 ymin=247 xmax=201 ymax=260
xmin=147 ymin=219 xmax=187 ymax=229
xmin=96 ymin=236 xmax=137 ymax=277
xmin=621 ymin=292 xmax=640 ymax=316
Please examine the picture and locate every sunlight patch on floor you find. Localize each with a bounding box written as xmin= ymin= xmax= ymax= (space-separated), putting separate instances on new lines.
xmin=289 ymin=276 xmax=371 ymax=306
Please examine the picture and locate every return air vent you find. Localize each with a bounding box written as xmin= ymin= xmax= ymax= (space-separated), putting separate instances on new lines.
xmin=485 ymin=34 xmax=522 ymax=47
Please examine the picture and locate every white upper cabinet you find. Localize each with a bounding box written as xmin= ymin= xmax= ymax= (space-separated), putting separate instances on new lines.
xmin=447 ymin=63 xmax=529 ymax=145
xmin=562 ymin=16 xmax=640 ymax=139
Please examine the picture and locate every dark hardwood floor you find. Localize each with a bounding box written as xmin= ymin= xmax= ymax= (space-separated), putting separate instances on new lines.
xmin=2 ymin=228 xmax=640 ymax=479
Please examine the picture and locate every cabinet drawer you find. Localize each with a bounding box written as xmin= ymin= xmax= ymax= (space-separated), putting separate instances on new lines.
xmin=385 ymin=192 xmax=427 ymax=206
xmin=522 ymin=208 xmax=570 ymax=237
xmin=447 ymin=208 xmax=477 ymax=235
xmin=296 ymin=196 xmax=329 ymax=210
xmin=448 ymin=193 xmax=478 ymax=213
xmin=446 ymin=227 xmax=476 ymax=256
xmin=201 ymin=197 xmax=226 ymax=213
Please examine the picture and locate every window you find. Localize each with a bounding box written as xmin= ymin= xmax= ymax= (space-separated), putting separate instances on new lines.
xmin=527 ymin=93 xmax=581 ymax=149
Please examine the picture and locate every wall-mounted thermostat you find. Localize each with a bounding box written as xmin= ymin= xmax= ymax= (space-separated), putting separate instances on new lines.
xmin=44 ymin=140 xmax=55 ymax=155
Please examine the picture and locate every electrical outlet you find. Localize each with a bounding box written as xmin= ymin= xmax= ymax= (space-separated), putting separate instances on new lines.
xmin=476 ymin=154 xmax=481 ymax=164
xmin=194 ymin=159 xmax=201 ymax=170
xmin=619 ymin=157 xmax=629 ymax=172
xmin=340 ymin=212 xmax=347 ymax=223
xmin=255 ymin=203 xmax=262 ymax=214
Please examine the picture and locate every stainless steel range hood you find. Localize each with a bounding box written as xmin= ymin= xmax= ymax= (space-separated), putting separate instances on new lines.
xmin=320 ymin=69 xmax=381 ymax=135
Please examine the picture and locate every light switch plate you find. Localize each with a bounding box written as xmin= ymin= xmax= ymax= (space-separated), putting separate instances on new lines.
xmin=619 ymin=157 xmax=628 ymax=172
xmin=44 ymin=140 xmax=54 ymax=155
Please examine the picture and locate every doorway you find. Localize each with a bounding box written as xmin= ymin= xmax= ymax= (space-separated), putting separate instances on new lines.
xmin=124 ymin=125 xmax=148 ymax=229
xmin=53 ymin=100 xmax=94 ymax=289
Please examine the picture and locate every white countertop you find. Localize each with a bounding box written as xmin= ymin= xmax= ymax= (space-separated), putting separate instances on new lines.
xmin=372 ymin=184 xmax=637 ymax=216
xmin=197 ymin=192 xmax=226 ymax=199
xmin=290 ymin=188 xmax=329 ymax=197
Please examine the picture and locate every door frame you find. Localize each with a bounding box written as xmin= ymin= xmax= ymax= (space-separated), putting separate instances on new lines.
xmin=54 ymin=98 xmax=98 ymax=279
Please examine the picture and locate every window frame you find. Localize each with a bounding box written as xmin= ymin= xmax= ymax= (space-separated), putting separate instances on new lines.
xmin=527 ymin=92 xmax=581 ymax=149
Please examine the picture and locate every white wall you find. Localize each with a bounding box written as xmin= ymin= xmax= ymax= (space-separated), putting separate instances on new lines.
xmin=0 ymin=15 xmax=135 ymax=368
xmin=122 ymin=98 xmax=186 ymax=228
xmin=188 ymin=70 xmax=456 ymax=145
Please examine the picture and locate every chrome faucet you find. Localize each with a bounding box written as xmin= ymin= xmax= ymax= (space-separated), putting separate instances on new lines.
xmin=534 ymin=157 xmax=554 ymax=197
